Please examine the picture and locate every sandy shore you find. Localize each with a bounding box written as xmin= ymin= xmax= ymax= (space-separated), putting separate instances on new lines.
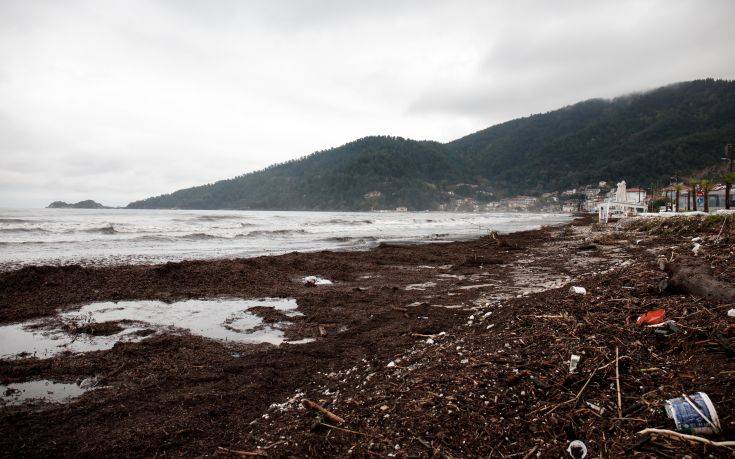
xmin=1 ymin=215 xmax=733 ymax=457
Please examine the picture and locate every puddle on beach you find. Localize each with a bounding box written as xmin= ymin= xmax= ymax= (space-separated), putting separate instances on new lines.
xmin=0 ymin=298 xmax=310 ymax=360
xmin=1 ymin=380 xmax=91 ymax=406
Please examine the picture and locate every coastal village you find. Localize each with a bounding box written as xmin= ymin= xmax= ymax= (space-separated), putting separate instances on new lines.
xmin=425 ymin=179 xmax=734 ymax=214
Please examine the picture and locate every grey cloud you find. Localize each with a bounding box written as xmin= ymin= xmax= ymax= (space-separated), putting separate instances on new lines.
xmin=409 ymin=1 xmax=735 ymax=119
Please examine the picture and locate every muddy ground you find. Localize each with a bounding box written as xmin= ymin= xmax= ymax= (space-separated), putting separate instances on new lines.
xmin=1 ymin=215 xmax=734 ymax=457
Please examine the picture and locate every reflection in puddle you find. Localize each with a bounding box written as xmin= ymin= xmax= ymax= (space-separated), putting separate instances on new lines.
xmin=1 ymin=380 xmax=91 ymax=406
xmin=0 ymin=298 xmax=309 ymax=360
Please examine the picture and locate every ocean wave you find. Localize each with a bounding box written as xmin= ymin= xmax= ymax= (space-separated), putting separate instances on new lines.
xmin=131 ymin=235 xmax=176 ymax=243
xmin=0 ymin=218 xmax=36 ymax=224
xmin=240 ymin=229 xmax=308 ymax=238
xmin=320 ymin=235 xmax=378 ymax=243
xmin=179 ymin=232 xmax=226 ymax=241
xmin=0 ymin=239 xmax=77 ymax=246
xmin=0 ymin=227 xmax=50 ymax=233
xmin=78 ymin=225 xmax=119 ymax=235
xmin=191 ymin=215 xmax=250 ymax=222
xmin=306 ymin=218 xmax=373 ymax=226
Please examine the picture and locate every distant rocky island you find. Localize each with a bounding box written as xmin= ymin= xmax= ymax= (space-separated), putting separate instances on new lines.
xmin=47 ymin=200 xmax=109 ymax=209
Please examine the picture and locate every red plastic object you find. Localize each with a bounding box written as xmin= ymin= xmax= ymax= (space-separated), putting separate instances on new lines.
xmin=636 ymin=309 xmax=666 ymax=326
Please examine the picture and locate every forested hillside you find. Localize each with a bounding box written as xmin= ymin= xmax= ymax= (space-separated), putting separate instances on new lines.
xmin=128 ymin=79 xmax=735 ymax=210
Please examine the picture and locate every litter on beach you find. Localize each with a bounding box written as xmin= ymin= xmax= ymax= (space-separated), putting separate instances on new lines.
xmin=569 ymin=354 xmax=581 ymax=373
xmin=302 ymin=276 xmax=334 ymax=285
xmin=567 ymin=440 xmax=587 ymax=458
xmin=569 ymin=286 xmax=587 ymax=295
xmin=636 ymin=309 xmax=666 ymax=326
xmin=665 ymin=392 xmax=721 ymax=435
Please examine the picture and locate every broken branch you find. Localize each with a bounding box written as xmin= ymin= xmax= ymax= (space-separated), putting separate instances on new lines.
xmin=302 ymin=399 xmax=346 ymax=425
xmin=637 ymin=428 xmax=735 ymax=448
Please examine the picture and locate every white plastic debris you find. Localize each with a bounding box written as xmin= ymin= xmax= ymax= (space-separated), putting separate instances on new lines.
xmin=302 ymin=276 xmax=333 ymax=285
xmin=691 ymin=236 xmax=701 ymax=242
xmin=567 ymin=440 xmax=587 ymax=458
xmin=426 ymin=338 xmax=435 ymax=344
xmin=728 ymin=309 xmax=735 ymax=318
xmin=386 ymin=361 xmax=396 ymax=368
xmin=692 ymin=243 xmax=701 ymax=255
xmin=586 ymin=401 xmax=604 ymax=414
xmin=570 ymin=286 xmax=587 ymax=295
xmin=569 ymin=354 xmax=581 ymax=373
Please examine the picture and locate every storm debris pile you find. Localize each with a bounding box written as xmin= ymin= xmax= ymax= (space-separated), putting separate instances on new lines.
xmin=1 ymin=214 xmax=733 ymax=457
xmin=234 ymin=218 xmax=735 ymax=457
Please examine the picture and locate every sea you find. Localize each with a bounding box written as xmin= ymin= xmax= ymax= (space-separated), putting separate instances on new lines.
xmin=0 ymin=208 xmax=571 ymax=270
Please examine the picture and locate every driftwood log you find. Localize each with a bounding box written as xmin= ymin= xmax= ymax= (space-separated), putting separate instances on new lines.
xmin=664 ymin=257 xmax=735 ymax=303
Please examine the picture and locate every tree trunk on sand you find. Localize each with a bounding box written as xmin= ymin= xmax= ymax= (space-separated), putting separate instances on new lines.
xmin=664 ymin=258 xmax=735 ymax=303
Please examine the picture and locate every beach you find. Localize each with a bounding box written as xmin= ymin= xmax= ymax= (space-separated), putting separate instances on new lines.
xmin=1 ymin=214 xmax=734 ymax=457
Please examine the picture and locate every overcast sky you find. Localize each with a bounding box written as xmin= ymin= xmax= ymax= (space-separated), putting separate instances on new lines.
xmin=1 ymin=0 xmax=734 ymax=208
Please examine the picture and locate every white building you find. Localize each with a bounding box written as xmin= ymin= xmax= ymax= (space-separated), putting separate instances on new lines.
xmin=598 ymin=181 xmax=647 ymax=222
xmin=625 ymin=187 xmax=647 ymax=203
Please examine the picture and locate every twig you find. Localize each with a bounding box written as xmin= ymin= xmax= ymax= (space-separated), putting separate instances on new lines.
xmin=715 ymin=214 xmax=729 ymax=242
xmin=217 ymin=446 xmax=267 ymax=457
xmin=546 ymin=359 xmax=615 ymax=415
xmin=302 ymin=399 xmax=345 ymax=425
xmin=637 ymin=428 xmax=735 ymax=447
xmin=319 ymin=422 xmax=367 ymax=436
xmin=522 ymin=444 xmax=539 ymax=459
xmin=615 ymin=346 xmax=622 ymax=419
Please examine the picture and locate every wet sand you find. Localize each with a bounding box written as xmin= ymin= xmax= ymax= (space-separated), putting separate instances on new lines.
xmin=1 ymin=215 xmax=733 ymax=457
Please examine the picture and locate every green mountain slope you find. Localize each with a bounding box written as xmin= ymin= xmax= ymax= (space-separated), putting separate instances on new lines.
xmin=128 ymin=79 xmax=735 ymax=210
xmin=449 ymin=79 xmax=735 ymax=193
xmin=131 ymin=137 xmax=463 ymax=210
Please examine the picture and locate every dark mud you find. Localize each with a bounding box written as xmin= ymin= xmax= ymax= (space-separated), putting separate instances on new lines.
xmin=1 ymin=214 xmax=733 ymax=457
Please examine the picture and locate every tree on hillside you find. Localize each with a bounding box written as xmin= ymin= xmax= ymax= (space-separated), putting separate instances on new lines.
xmin=688 ymin=179 xmax=699 ymax=211
xmin=724 ymin=172 xmax=735 ymax=210
xmin=699 ymin=179 xmax=713 ymax=212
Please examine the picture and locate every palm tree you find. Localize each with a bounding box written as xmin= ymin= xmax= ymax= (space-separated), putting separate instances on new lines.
xmin=699 ymin=179 xmax=713 ymax=212
xmin=689 ymin=179 xmax=699 ymax=211
xmin=724 ymin=172 xmax=735 ymax=210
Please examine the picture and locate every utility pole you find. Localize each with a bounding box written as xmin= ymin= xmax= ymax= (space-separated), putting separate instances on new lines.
xmin=727 ymin=143 xmax=733 ymax=172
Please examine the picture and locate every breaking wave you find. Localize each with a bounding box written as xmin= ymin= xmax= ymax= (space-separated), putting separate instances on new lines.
xmin=179 ymin=232 xmax=226 ymax=241
xmin=306 ymin=219 xmax=373 ymax=226
xmin=0 ymin=218 xmax=36 ymax=224
xmin=79 ymin=225 xmax=119 ymax=235
xmin=320 ymin=235 xmax=378 ymax=243
xmin=241 ymin=229 xmax=308 ymax=238
xmin=0 ymin=227 xmax=50 ymax=233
